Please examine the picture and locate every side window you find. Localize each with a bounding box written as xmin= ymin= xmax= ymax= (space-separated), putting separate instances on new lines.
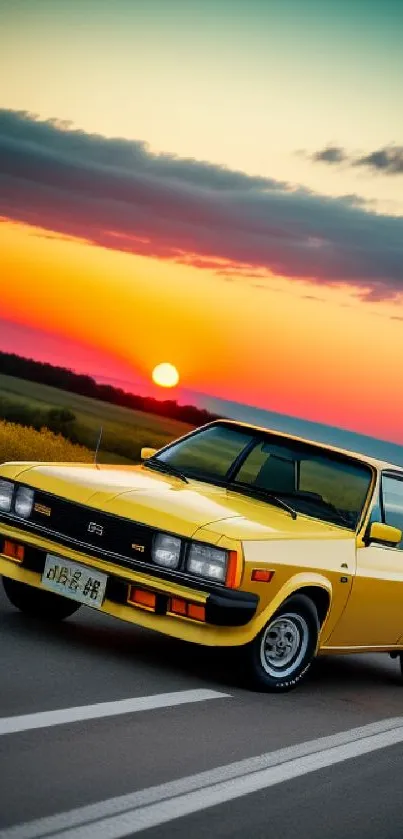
xmin=381 ymin=476 xmax=403 ymax=550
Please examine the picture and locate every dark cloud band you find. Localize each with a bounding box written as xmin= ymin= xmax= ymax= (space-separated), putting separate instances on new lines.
xmin=1 ymin=109 xmax=403 ymax=300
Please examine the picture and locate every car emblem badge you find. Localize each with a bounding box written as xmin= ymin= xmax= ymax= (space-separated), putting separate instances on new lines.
xmin=34 ymin=503 xmax=51 ymax=517
xmin=132 ymin=543 xmax=145 ymax=553
xmin=88 ymin=522 xmax=103 ymax=536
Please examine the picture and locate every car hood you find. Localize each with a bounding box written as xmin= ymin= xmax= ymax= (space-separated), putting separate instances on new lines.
xmin=3 ymin=461 xmax=352 ymax=543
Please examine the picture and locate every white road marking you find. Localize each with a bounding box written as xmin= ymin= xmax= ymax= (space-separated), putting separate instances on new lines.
xmin=0 ymin=689 xmax=229 ymax=737
xmin=2 ymin=716 xmax=403 ymax=839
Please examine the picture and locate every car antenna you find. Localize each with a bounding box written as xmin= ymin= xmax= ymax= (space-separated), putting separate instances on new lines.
xmin=94 ymin=426 xmax=103 ymax=469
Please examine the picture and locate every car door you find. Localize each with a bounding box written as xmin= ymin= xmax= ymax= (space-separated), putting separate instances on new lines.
xmin=325 ymin=471 xmax=403 ymax=649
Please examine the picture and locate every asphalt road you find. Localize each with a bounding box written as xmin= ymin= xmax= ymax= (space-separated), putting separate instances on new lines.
xmin=1 ymin=581 xmax=403 ymax=838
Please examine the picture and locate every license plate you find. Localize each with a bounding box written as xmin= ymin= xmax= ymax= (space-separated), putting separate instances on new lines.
xmin=41 ymin=555 xmax=108 ymax=609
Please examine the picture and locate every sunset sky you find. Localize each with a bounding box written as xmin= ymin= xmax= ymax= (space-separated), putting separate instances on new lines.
xmin=1 ymin=0 xmax=403 ymax=444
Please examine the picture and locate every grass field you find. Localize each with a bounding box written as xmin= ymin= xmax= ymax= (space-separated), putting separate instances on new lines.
xmin=0 ymin=374 xmax=194 ymax=464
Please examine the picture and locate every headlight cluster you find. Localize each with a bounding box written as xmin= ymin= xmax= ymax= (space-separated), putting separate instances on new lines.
xmin=153 ymin=533 xmax=181 ymax=569
xmin=151 ymin=533 xmax=228 ymax=583
xmin=187 ymin=543 xmax=227 ymax=582
xmin=0 ymin=481 xmax=34 ymax=518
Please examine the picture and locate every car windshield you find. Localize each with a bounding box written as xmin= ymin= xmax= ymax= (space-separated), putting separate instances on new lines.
xmin=153 ymin=424 xmax=373 ymax=530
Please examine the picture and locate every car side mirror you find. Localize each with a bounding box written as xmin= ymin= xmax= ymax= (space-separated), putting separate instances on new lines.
xmin=141 ymin=447 xmax=157 ymax=461
xmin=368 ymin=521 xmax=402 ymax=546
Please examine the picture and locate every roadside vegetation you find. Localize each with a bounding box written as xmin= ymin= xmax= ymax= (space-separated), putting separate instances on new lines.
xmin=0 ymin=374 xmax=195 ymax=465
xmin=0 ymin=420 xmax=94 ymax=464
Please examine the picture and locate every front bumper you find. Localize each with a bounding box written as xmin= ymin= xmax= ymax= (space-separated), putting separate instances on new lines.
xmin=0 ymin=521 xmax=259 ymax=647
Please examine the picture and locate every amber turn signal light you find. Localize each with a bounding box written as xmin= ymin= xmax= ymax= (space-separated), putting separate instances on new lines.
xmin=127 ymin=587 xmax=156 ymax=610
xmin=251 ymin=568 xmax=274 ymax=583
xmin=225 ymin=550 xmax=242 ymax=588
xmin=3 ymin=540 xmax=25 ymax=562
xmin=170 ymin=597 xmax=206 ymax=622
xmin=170 ymin=597 xmax=187 ymax=615
xmin=187 ymin=603 xmax=206 ymax=622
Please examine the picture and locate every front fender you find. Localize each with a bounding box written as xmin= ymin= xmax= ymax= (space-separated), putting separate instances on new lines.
xmin=249 ymin=572 xmax=333 ymax=642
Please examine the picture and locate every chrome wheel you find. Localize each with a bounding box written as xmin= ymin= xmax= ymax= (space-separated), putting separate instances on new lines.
xmin=260 ymin=611 xmax=309 ymax=678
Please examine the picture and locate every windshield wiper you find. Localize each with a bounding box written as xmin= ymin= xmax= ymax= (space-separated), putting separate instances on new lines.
xmin=271 ymin=490 xmax=352 ymax=527
xmin=143 ymin=458 xmax=189 ymax=484
xmin=228 ymin=482 xmax=297 ymax=520
xmin=303 ymin=497 xmax=352 ymax=527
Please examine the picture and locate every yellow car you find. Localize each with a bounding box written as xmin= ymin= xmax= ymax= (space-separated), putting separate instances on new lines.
xmin=1 ymin=419 xmax=403 ymax=692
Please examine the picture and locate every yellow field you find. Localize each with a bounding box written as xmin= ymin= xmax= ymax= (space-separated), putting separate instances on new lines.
xmin=0 ymin=420 xmax=94 ymax=464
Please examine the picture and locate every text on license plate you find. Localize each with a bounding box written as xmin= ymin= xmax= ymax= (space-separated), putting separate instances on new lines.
xmin=41 ymin=555 xmax=108 ymax=609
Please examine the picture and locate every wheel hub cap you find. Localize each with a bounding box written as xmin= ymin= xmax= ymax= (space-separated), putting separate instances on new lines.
xmin=259 ymin=611 xmax=309 ymax=678
xmin=265 ymin=618 xmax=300 ymax=666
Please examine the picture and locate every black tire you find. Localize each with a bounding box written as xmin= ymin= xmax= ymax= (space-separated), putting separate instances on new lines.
xmin=2 ymin=576 xmax=81 ymax=621
xmin=244 ymin=594 xmax=319 ymax=692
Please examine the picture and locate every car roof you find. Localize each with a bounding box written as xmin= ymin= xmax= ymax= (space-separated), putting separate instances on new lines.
xmin=213 ymin=419 xmax=403 ymax=474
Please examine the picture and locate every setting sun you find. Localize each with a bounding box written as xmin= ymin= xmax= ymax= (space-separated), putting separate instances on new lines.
xmin=152 ymin=362 xmax=179 ymax=388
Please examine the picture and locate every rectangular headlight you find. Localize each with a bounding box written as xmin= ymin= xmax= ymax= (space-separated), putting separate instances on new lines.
xmin=14 ymin=486 xmax=34 ymax=518
xmin=0 ymin=480 xmax=14 ymax=512
xmin=187 ymin=544 xmax=228 ymax=583
xmin=152 ymin=533 xmax=181 ymax=569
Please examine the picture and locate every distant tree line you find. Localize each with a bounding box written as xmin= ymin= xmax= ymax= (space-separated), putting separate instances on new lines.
xmin=0 ymin=352 xmax=220 ymax=425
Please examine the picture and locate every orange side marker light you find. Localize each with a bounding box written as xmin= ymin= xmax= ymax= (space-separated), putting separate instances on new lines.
xmin=251 ymin=569 xmax=274 ymax=583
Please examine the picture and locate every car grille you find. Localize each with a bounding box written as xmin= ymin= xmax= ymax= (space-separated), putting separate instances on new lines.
xmin=25 ymin=490 xmax=155 ymax=568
